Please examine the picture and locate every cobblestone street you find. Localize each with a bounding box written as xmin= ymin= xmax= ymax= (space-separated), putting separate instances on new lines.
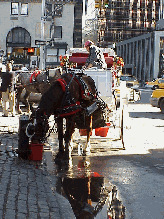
xmin=0 ymin=113 xmax=75 ymax=219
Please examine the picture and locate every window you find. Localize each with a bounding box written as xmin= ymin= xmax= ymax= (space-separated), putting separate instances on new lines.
xmin=11 ymin=3 xmax=18 ymax=15
xmin=21 ymin=4 xmax=28 ymax=15
xmin=53 ymin=4 xmax=63 ymax=17
xmin=7 ymin=27 xmax=31 ymax=46
xmin=50 ymin=25 xmax=62 ymax=39
xmin=11 ymin=3 xmax=28 ymax=16
xmin=45 ymin=3 xmax=52 ymax=16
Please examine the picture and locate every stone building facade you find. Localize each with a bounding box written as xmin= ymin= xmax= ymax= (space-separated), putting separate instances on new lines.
xmin=116 ymin=30 xmax=164 ymax=81
xmin=0 ymin=0 xmax=82 ymax=69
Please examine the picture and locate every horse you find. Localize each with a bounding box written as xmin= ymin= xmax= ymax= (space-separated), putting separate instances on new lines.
xmin=27 ymin=71 xmax=106 ymax=160
xmin=15 ymin=68 xmax=62 ymax=114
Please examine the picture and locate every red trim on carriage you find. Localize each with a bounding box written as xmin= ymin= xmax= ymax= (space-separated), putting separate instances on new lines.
xmin=56 ymin=78 xmax=67 ymax=92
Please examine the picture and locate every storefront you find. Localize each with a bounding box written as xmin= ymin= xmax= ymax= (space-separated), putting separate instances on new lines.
xmin=6 ymin=27 xmax=32 ymax=66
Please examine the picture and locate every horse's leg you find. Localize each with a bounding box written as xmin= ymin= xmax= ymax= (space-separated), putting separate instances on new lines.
xmin=84 ymin=115 xmax=92 ymax=155
xmin=64 ymin=117 xmax=75 ymax=159
xmin=23 ymin=90 xmax=31 ymax=113
xmin=16 ymin=87 xmax=23 ymax=114
xmin=56 ymin=117 xmax=64 ymax=154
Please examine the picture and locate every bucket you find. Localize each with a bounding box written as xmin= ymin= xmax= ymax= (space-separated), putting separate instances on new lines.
xmin=95 ymin=127 xmax=109 ymax=137
xmin=95 ymin=127 xmax=101 ymax=136
xmin=79 ymin=129 xmax=92 ymax=136
xmin=106 ymin=122 xmax=111 ymax=126
xmin=18 ymin=115 xmax=30 ymax=159
xmin=28 ymin=143 xmax=44 ymax=161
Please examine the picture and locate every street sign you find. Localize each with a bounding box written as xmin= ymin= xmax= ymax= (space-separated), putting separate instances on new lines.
xmin=35 ymin=40 xmax=46 ymax=45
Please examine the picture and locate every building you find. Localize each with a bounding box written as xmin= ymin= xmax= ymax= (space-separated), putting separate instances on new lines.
xmin=101 ymin=0 xmax=161 ymax=47
xmin=116 ymin=29 xmax=164 ymax=81
xmin=0 ymin=0 xmax=82 ymax=69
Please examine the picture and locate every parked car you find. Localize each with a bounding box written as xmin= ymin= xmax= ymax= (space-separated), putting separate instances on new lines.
xmin=119 ymin=75 xmax=139 ymax=88
xmin=113 ymin=86 xmax=141 ymax=108
xmin=150 ymin=88 xmax=164 ymax=113
xmin=146 ymin=78 xmax=164 ymax=90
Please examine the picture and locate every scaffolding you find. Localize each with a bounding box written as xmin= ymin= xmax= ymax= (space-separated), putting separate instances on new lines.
xmin=95 ymin=0 xmax=160 ymax=47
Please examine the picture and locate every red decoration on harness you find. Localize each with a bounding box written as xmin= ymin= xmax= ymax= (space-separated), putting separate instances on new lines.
xmin=30 ymin=71 xmax=41 ymax=83
xmin=59 ymin=101 xmax=81 ymax=117
xmin=56 ymin=78 xmax=67 ymax=92
xmin=69 ymin=74 xmax=90 ymax=99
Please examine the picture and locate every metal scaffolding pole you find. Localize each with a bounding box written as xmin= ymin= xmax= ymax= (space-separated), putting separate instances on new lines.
xmin=40 ymin=0 xmax=45 ymax=70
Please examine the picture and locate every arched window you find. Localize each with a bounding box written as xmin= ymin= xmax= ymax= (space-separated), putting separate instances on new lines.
xmin=6 ymin=27 xmax=31 ymax=47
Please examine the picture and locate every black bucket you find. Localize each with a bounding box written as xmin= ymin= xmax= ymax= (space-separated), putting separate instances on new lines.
xmin=18 ymin=115 xmax=30 ymax=159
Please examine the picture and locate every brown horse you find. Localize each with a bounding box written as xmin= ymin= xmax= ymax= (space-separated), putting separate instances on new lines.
xmin=27 ymin=71 xmax=106 ymax=159
xmin=16 ymin=68 xmax=61 ymax=114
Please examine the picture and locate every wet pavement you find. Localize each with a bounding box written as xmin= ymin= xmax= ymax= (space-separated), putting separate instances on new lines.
xmin=1 ymin=90 xmax=163 ymax=218
xmin=0 ymin=113 xmax=75 ymax=219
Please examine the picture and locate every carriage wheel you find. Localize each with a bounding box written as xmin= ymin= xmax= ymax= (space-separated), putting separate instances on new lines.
xmin=120 ymin=109 xmax=125 ymax=149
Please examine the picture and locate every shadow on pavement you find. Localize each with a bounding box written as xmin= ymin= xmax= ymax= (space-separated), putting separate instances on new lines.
xmin=129 ymin=111 xmax=164 ymax=119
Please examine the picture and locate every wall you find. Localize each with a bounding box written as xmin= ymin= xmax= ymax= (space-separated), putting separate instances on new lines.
xmin=116 ymin=32 xmax=158 ymax=81
xmin=54 ymin=4 xmax=74 ymax=49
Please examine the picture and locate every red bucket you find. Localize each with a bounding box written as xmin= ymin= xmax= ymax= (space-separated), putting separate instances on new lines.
xmin=28 ymin=143 xmax=44 ymax=161
xmin=95 ymin=127 xmax=101 ymax=136
xmin=95 ymin=127 xmax=109 ymax=137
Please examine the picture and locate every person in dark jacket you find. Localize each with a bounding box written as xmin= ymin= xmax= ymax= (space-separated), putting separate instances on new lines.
xmin=1 ymin=63 xmax=15 ymax=117
xmin=83 ymin=40 xmax=107 ymax=70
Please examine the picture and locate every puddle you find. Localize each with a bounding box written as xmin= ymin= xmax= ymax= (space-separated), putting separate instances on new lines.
xmin=54 ymin=155 xmax=112 ymax=218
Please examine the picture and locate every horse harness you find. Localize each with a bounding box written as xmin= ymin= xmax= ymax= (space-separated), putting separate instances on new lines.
xmin=55 ymin=72 xmax=96 ymax=117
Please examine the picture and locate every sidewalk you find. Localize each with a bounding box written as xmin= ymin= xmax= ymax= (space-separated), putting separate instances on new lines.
xmin=0 ymin=113 xmax=75 ymax=219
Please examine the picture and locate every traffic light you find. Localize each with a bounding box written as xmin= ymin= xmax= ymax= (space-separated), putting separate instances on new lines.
xmin=95 ymin=0 xmax=101 ymax=8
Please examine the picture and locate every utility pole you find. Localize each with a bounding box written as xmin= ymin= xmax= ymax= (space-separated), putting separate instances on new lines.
xmin=40 ymin=0 xmax=45 ymax=70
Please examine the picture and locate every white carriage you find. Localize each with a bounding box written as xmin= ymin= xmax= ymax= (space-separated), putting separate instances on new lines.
xmin=71 ymin=67 xmax=127 ymax=153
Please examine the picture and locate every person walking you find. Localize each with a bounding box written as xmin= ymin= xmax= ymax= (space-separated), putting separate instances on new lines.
xmin=1 ymin=62 xmax=16 ymax=117
xmin=83 ymin=40 xmax=107 ymax=70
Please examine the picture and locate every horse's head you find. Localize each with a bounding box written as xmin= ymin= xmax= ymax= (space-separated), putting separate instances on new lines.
xmin=26 ymin=108 xmax=49 ymax=143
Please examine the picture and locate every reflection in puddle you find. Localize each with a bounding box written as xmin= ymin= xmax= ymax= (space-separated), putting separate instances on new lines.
xmin=55 ymin=156 xmax=111 ymax=218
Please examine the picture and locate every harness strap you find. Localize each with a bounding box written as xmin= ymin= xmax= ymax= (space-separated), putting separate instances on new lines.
xmin=56 ymin=78 xmax=67 ymax=92
xmin=56 ymin=101 xmax=81 ymax=117
xmin=69 ymin=74 xmax=90 ymax=99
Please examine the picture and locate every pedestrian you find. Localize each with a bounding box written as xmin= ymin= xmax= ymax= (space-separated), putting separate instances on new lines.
xmin=1 ymin=62 xmax=16 ymax=117
xmin=83 ymin=40 xmax=107 ymax=70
